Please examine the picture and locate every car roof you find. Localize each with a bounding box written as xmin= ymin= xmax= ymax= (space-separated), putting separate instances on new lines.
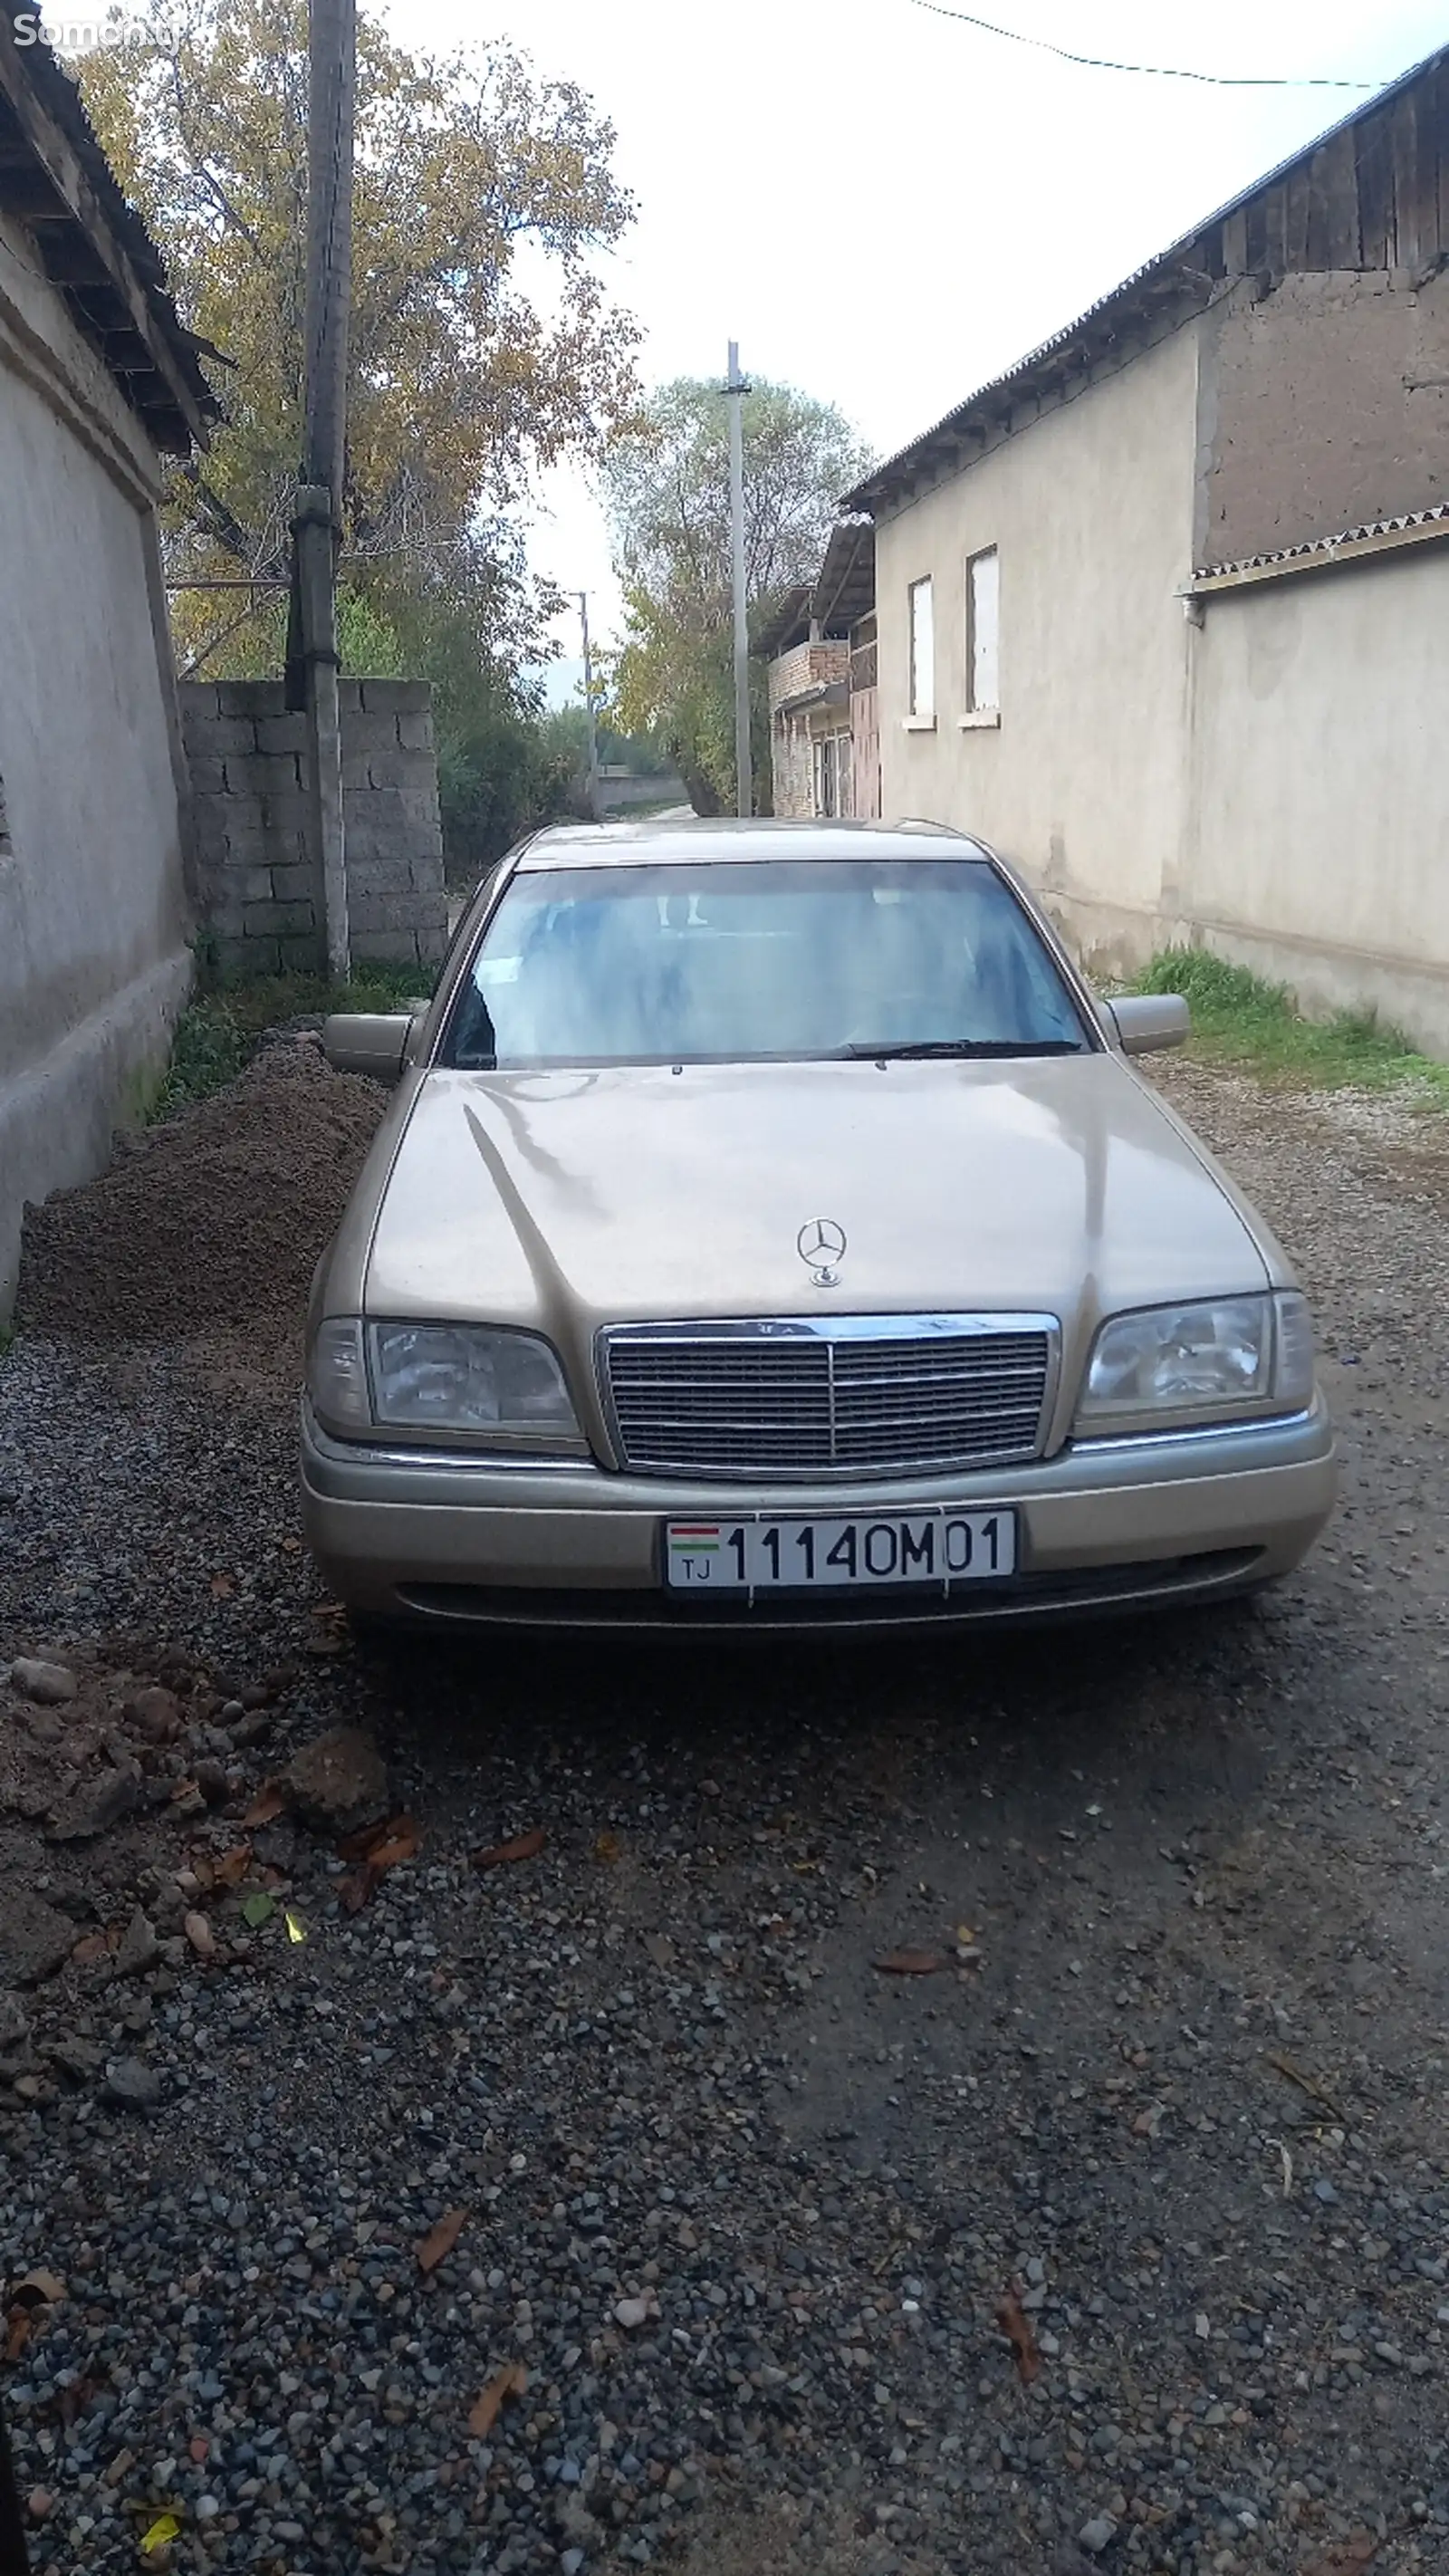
xmin=515 ymin=817 xmax=994 ymax=870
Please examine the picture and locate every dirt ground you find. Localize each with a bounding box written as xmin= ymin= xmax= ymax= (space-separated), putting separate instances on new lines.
xmin=1 ymin=1041 xmax=1447 ymax=2576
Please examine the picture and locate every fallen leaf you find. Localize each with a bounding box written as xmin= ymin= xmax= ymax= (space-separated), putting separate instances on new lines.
xmin=473 ymin=1828 xmax=546 ymax=1870
xmin=284 ymin=1909 xmax=307 ymax=1945
xmin=1300 ymin=2540 xmax=1379 ymax=2576
xmin=4 ymin=2306 xmax=31 ymax=2362
xmin=188 ymin=2437 xmax=209 ymax=2465
xmin=1266 ymin=2049 xmax=1350 ymax=2125
xmin=339 ymin=1815 xmax=421 ymax=1911
xmin=11 ymin=2270 xmax=66 ymax=2308
xmin=593 ymin=1830 xmax=620 ymax=1863
xmin=874 ymin=1949 xmax=949 ymax=1975
xmin=140 ymin=2514 xmax=182 ymax=2554
xmin=69 ymin=1931 xmax=110 ymax=1967
xmin=466 ymin=2360 xmax=528 ymax=2438
xmin=209 ymin=1573 xmax=234 ymax=1599
xmin=184 ymin=1912 xmax=216 ymax=1962
xmin=211 ymin=1844 xmax=253 ymax=1888
xmin=242 ymin=1783 xmax=284 ymax=1828
xmin=240 ymin=1891 xmax=275 ymax=1930
xmin=417 ymin=2208 xmax=467 ymax=2274
xmin=995 ymin=2281 xmax=1041 ymax=2385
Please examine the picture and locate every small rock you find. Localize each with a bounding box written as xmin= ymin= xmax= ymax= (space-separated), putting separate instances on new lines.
xmin=124 ymin=1685 xmax=183 ymax=1744
xmin=114 ymin=1908 xmax=159 ymax=1977
xmin=27 ymin=2488 xmax=53 ymax=2522
xmin=1078 ymin=2517 xmax=1118 ymax=2557
xmin=48 ymin=2036 xmax=101 ymax=2084
xmin=614 ymin=2297 xmax=650 ymax=2331
xmin=184 ymin=1911 xmax=216 ymax=1961
xmin=195 ymin=1759 xmax=230 ymax=1807
xmin=46 ymin=1760 xmax=143 ymax=1843
xmin=282 ymin=1726 xmax=388 ymax=1831
xmin=101 ymin=2056 xmax=163 ymax=2111
xmin=0 ymin=1991 xmax=30 ymax=2048
xmin=0 ymin=1888 xmax=78 ymax=1986
xmin=11 ymin=1659 xmax=78 ymax=1706
xmin=1313 ymin=2178 xmax=1339 ymax=2205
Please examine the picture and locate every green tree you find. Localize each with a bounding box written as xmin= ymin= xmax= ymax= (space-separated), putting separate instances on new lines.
xmin=80 ymin=0 xmax=639 ymax=676
xmin=601 ymin=378 xmax=870 ymax=812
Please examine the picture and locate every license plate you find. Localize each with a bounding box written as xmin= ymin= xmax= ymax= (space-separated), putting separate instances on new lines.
xmin=665 ymin=1511 xmax=1017 ymax=1592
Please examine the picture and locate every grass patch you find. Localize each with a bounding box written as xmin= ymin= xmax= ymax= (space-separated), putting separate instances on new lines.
xmin=1133 ymin=947 xmax=1449 ymax=1103
xmin=153 ymin=962 xmax=437 ymax=1119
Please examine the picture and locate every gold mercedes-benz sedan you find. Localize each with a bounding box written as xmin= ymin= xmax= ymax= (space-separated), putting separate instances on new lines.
xmin=301 ymin=819 xmax=1335 ymax=1630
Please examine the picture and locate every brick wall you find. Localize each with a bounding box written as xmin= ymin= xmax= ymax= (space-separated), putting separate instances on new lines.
xmin=764 ymin=638 xmax=849 ymax=715
xmin=180 ymin=677 xmax=448 ymax=978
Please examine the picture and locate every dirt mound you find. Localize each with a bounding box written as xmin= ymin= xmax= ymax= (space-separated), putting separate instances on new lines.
xmin=17 ymin=1041 xmax=386 ymax=1352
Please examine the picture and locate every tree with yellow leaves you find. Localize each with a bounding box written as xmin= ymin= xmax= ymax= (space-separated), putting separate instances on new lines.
xmin=80 ymin=0 xmax=638 ymax=674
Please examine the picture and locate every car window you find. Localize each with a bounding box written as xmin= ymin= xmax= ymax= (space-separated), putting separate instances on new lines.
xmin=441 ymin=858 xmax=1092 ymax=1069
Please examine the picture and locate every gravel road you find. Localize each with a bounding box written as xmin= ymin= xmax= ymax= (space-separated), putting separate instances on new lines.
xmin=1 ymin=1043 xmax=1447 ymax=2576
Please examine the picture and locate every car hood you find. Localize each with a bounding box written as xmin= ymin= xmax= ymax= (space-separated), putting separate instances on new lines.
xmin=362 ymin=1057 xmax=1273 ymax=1434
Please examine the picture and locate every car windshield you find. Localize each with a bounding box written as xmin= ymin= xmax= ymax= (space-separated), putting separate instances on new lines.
xmin=442 ymin=856 xmax=1092 ymax=1069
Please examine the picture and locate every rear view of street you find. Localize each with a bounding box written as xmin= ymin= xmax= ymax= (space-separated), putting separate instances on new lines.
xmin=1 ymin=1041 xmax=1447 ymax=2576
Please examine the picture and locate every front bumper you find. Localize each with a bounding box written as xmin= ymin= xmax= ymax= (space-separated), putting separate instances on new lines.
xmin=299 ymin=1394 xmax=1337 ymax=1631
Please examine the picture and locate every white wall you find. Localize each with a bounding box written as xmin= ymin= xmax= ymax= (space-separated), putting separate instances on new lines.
xmin=1182 ymin=547 xmax=1449 ymax=1052
xmin=0 ymin=208 xmax=191 ymax=1309
xmin=875 ymin=324 xmax=1201 ymax=947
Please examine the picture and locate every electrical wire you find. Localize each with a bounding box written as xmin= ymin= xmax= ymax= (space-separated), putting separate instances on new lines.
xmin=907 ymin=0 xmax=1375 ymax=87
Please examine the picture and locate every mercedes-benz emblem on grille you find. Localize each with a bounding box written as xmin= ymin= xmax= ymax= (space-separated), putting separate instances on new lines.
xmin=797 ymin=1216 xmax=847 ymax=1287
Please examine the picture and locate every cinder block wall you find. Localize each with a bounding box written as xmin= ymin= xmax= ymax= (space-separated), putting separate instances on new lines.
xmin=179 ymin=678 xmax=448 ymax=977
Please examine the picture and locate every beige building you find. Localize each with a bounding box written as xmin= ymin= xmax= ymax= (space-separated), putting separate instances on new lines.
xmin=0 ymin=17 xmax=216 ymax=1307
xmin=840 ymin=45 xmax=1449 ymax=1054
xmin=763 ymin=521 xmax=879 ymax=821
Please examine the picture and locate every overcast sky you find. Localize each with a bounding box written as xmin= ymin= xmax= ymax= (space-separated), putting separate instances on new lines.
xmin=389 ymin=0 xmax=1449 ymax=696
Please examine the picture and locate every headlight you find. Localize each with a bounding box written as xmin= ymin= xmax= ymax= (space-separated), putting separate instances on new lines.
xmin=1075 ymin=1291 xmax=1314 ymax=1433
xmin=308 ymin=1318 xmax=583 ymax=1446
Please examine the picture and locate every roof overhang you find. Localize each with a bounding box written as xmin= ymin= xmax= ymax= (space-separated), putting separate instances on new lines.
xmin=0 ymin=8 xmax=219 ymax=452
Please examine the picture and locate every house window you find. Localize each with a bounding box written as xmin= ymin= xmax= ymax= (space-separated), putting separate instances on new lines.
xmin=965 ymin=545 xmax=999 ymax=714
xmin=907 ymin=577 xmax=934 ymax=719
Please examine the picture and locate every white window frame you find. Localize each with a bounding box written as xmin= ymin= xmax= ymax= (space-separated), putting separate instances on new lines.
xmin=961 ymin=544 xmax=1000 ymax=729
xmin=905 ymin=576 xmax=935 ymax=726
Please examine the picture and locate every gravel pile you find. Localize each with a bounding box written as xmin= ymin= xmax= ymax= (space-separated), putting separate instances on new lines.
xmin=2 ymin=1054 xmax=1448 ymax=2574
xmin=14 ymin=1043 xmax=384 ymax=1360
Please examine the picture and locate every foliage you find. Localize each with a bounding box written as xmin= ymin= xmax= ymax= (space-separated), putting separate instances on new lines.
xmin=154 ymin=963 xmax=437 ymax=1118
xmin=80 ymin=0 xmax=638 ymax=675
xmin=539 ymin=705 xmax=674 ymax=779
xmin=1135 ymin=949 xmax=1449 ymax=1101
xmin=601 ymin=378 xmax=870 ymax=813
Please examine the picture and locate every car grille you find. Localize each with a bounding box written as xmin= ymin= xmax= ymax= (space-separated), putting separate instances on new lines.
xmin=602 ymin=1320 xmax=1054 ymax=1479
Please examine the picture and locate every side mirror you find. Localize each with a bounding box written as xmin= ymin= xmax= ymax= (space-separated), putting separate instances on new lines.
xmin=1106 ymin=994 xmax=1189 ymax=1056
xmin=321 ymin=1011 xmax=414 ymax=1081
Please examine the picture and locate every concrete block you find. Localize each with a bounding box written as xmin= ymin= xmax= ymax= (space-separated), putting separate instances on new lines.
xmin=360 ymin=678 xmax=430 ymax=715
xmin=348 ymin=892 xmax=437 ymax=937
xmin=336 ymin=678 xmax=363 ymax=713
xmin=344 ymin=712 xmax=400 ymax=753
xmin=187 ymin=714 xmax=258 ymax=757
xmin=417 ymin=918 xmax=447 ymax=964
xmin=192 ymin=803 xmax=232 ymax=862
xmin=256 ymin=715 xmax=307 ymax=758
xmin=277 ymin=932 xmax=326 ymax=974
xmin=350 ymin=928 xmax=420 ymax=964
xmin=216 ymin=936 xmax=275 ymax=978
xmin=199 ymin=900 xmax=250 ymax=939
xmin=343 ymin=857 xmax=412 ymax=898
xmin=178 ymin=681 xmax=221 ymax=717
xmin=187 ymin=755 xmax=227 ymax=796
xmin=225 ymin=753 xmax=300 ymax=797
xmin=366 ymin=752 xmax=436 ymax=792
xmin=341 ymin=755 xmax=376 ymax=793
xmin=270 ymin=860 xmax=319 ymax=902
xmin=244 ymin=899 xmax=316 ymax=938
xmin=398 ymin=711 xmax=434 ymax=752
xmin=217 ymin=679 xmax=284 ymax=717
xmin=235 ymin=866 xmax=276 ymax=903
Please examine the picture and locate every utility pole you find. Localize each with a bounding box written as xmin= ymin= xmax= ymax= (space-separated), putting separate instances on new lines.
xmin=286 ymin=0 xmax=357 ymax=982
xmin=725 ymin=340 xmax=751 ymax=820
xmin=578 ymin=591 xmax=601 ymax=822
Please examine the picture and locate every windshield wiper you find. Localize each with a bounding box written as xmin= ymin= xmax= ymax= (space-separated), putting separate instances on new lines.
xmin=843 ymin=1038 xmax=1084 ymax=1060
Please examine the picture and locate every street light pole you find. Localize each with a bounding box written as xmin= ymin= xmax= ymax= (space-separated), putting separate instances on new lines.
xmin=578 ymin=591 xmax=601 ymax=823
xmin=725 ymin=340 xmax=751 ymax=820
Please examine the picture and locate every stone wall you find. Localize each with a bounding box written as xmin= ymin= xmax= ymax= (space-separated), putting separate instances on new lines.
xmin=180 ymin=678 xmax=448 ymax=978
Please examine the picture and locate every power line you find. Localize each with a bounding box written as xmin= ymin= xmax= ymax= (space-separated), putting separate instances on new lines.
xmin=907 ymin=0 xmax=1375 ymax=87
